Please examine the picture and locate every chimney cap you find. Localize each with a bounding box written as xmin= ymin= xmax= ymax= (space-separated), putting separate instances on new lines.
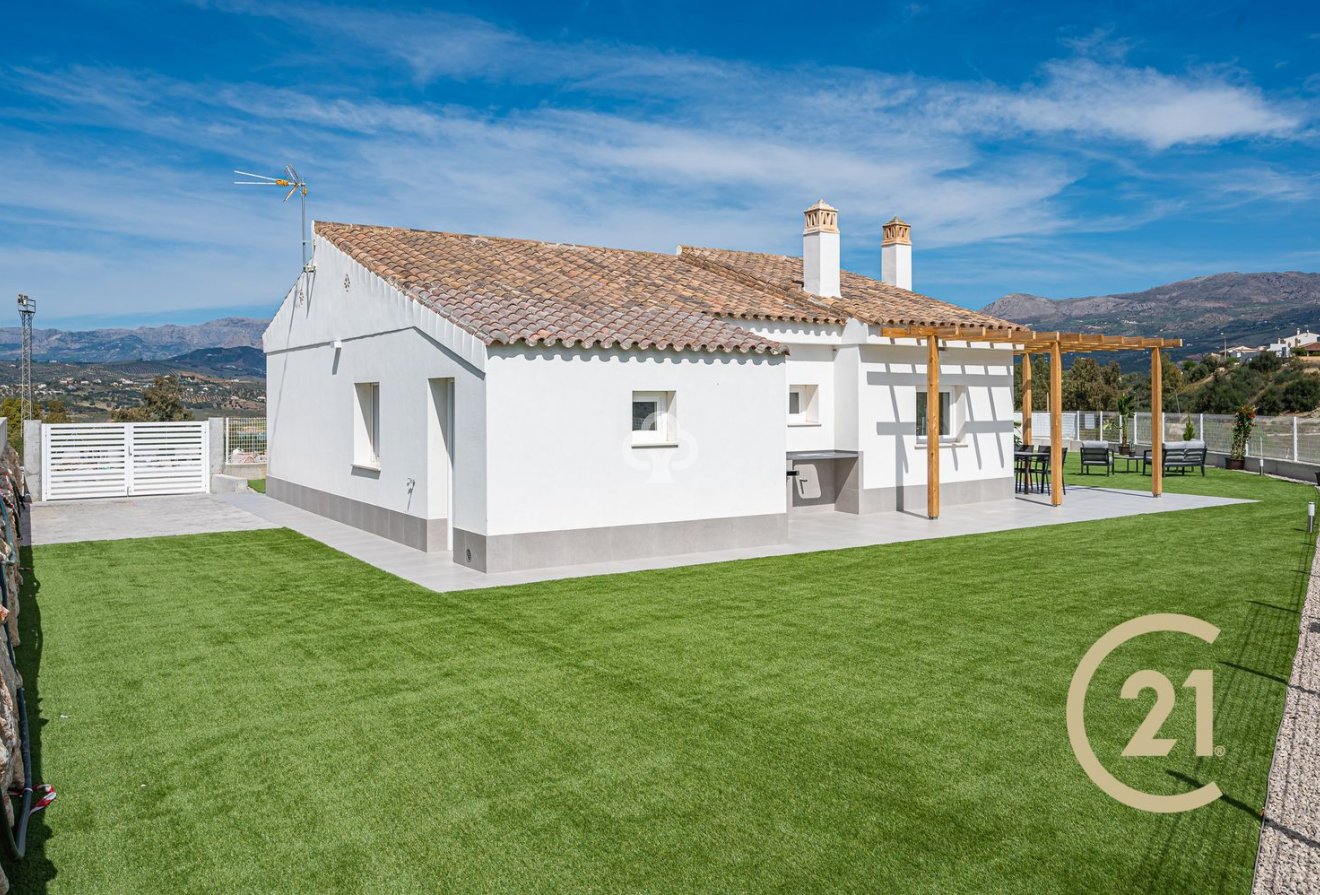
xmin=882 ymin=216 xmax=912 ymax=246
xmin=803 ymin=200 xmax=839 ymax=235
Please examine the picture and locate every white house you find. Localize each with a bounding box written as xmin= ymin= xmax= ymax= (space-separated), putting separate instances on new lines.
xmin=264 ymin=202 xmax=1019 ymax=572
xmin=1267 ymin=329 xmax=1319 ymax=357
xmin=1223 ymin=345 xmax=1265 ymax=360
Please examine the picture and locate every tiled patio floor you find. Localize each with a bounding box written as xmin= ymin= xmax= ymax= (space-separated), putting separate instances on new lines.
xmin=213 ymin=484 xmax=1249 ymax=593
xmin=27 ymin=493 xmax=278 ymax=545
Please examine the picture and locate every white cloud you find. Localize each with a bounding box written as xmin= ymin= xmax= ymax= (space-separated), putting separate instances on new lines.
xmin=0 ymin=4 xmax=1313 ymax=323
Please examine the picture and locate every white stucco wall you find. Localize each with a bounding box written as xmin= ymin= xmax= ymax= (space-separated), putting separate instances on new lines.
xmin=732 ymin=320 xmax=1014 ymax=490
xmin=482 ymin=346 xmax=787 ymax=536
xmin=853 ymin=343 xmax=1015 ymax=491
xmin=782 ymin=344 xmax=836 ymax=453
xmin=264 ymin=233 xmax=487 ymax=530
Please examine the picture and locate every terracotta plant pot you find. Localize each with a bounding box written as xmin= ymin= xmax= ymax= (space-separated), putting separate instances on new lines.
xmin=1226 ymin=457 xmax=1246 ymax=470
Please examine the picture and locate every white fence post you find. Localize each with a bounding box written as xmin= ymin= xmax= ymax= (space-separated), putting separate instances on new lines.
xmin=1199 ymin=413 xmax=1204 ymax=441
xmin=1294 ymin=415 xmax=1299 ymax=461
xmin=125 ymin=422 xmax=135 ymax=497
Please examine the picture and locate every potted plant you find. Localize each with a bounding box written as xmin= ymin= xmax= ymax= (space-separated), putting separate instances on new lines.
xmin=1183 ymin=416 xmax=1196 ymax=441
xmin=1115 ymin=394 xmax=1135 ymax=455
xmin=1227 ymin=404 xmax=1255 ymax=470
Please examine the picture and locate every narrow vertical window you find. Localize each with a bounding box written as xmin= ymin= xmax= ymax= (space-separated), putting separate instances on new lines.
xmin=354 ymin=382 xmax=380 ymax=467
xmin=788 ymin=384 xmax=818 ymax=425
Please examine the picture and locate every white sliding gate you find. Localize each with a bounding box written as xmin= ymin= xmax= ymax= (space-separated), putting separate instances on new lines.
xmin=41 ymin=422 xmax=210 ymax=501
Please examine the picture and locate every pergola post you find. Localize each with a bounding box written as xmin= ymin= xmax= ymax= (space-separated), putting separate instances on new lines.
xmin=1050 ymin=340 xmax=1063 ymax=506
xmin=927 ymin=334 xmax=940 ymax=519
xmin=1021 ymin=353 xmax=1033 ymax=445
xmin=1151 ymin=347 xmax=1163 ymax=497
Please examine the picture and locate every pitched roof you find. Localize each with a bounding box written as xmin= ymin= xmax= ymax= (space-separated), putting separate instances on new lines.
xmin=314 ymin=221 xmax=1016 ymax=356
xmin=678 ymin=246 xmax=1017 ymax=330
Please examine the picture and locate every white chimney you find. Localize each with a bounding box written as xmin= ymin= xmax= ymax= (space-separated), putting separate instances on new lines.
xmin=881 ymin=217 xmax=912 ymax=291
xmin=802 ymin=200 xmax=840 ymax=298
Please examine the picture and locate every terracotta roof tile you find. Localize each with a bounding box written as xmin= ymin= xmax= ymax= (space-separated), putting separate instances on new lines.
xmin=316 ymin=222 xmax=797 ymax=355
xmin=315 ymin=221 xmax=1017 ymax=357
xmin=678 ymin=246 xmax=1019 ymax=330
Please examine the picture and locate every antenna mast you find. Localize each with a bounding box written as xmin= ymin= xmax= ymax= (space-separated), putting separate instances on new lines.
xmin=16 ymin=295 xmax=35 ymax=426
xmin=233 ymin=164 xmax=313 ymax=273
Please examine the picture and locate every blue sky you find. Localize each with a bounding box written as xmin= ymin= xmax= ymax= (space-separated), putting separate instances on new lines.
xmin=3 ymin=1 xmax=1319 ymax=328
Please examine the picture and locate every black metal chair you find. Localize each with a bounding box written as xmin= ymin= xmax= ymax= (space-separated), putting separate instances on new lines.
xmin=1030 ymin=447 xmax=1068 ymax=494
xmin=1015 ymin=454 xmax=1033 ymax=493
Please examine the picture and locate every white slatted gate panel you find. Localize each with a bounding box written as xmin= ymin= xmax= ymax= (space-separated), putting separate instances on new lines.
xmin=128 ymin=422 xmax=209 ymax=496
xmin=42 ymin=422 xmax=209 ymax=501
xmin=42 ymin=424 xmax=129 ymax=501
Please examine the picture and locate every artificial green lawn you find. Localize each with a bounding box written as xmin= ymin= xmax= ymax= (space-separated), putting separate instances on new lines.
xmin=248 ymin=478 xmax=266 ymax=494
xmin=6 ymin=464 xmax=1313 ymax=893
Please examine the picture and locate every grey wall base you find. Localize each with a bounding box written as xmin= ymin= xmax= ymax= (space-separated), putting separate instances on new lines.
xmin=848 ymin=476 xmax=1016 ymax=515
xmin=453 ymin=512 xmax=788 ymax=573
xmin=1204 ymin=450 xmax=1317 ymax=484
xmin=267 ymin=476 xmax=448 ymax=552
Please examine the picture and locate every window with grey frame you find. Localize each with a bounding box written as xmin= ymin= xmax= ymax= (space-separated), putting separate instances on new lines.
xmin=915 ymin=391 xmax=950 ymax=439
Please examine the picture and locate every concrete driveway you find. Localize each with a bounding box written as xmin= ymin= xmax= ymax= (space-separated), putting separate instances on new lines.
xmin=27 ymin=493 xmax=278 ymax=546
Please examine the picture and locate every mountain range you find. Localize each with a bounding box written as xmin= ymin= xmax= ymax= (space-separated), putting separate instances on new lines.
xmin=0 ymin=316 xmax=267 ymax=363
xmin=981 ymin=272 xmax=1320 ymax=358
xmin=9 ymin=270 xmax=1319 ymax=371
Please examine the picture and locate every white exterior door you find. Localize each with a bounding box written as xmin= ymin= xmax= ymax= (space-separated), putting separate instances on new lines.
xmin=42 ymin=422 xmax=209 ymax=501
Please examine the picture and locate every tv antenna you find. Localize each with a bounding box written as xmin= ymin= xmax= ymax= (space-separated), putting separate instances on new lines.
xmin=233 ymin=165 xmax=312 ymax=273
xmin=16 ymin=295 xmax=35 ymax=426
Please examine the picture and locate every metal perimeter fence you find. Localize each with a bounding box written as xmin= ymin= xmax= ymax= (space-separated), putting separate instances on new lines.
xmin=223 ymin=416 xmax=267 ymax=465
xmin=1013 ymin=410 xmax=1320 ymax=464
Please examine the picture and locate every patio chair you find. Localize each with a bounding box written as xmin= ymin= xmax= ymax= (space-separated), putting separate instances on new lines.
xmin=1079 ymin=441 xmax=1112 ymax=476
xmin=1029 ymin=448 xmax=1068 ymax=495
xmin=1141 ymin=441 xmax=1208 ymax=476
xmin=1015 ymin=454 xmax=1034 ymax=493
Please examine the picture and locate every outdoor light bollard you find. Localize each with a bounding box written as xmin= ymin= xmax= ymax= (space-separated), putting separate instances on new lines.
xmin=1309 ymin=502 xmax=1315 ymax=534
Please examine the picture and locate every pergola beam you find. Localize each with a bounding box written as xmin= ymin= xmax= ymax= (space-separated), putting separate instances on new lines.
xmin=927 ymin=334 xmax=940 ymax=519
xmin=1151 ymin=347 xmax=1163 ymax=498
xmin=1050 ymin=340 xmax=1063 ymax=506
xmin=876 ymin=324 xmax=1181 ymax=352
xmin=879 ymin=325 xmax=1033 ymax=342
xmin=885 ymin=322 xmax=1181 ymax=512
xmin=1021 ymin=353 xmax=1033 ymax=445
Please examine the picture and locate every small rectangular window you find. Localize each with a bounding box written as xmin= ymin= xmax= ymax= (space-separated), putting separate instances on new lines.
xmin=632 ymin=390 xmax=673 ymax=445
xmin=788 ymin=384 xmax=819 ymax=425
xmin=354 ymin=382 xmax=380 ymax=467
xmin=916 ymin=391 xmax=950 ymax=439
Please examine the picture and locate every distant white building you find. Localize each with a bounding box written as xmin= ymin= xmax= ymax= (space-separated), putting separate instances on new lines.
xmin=1267 ymin=329 xmax=1319 ymax=357
xmin=1223 ymin=345 xmax=1263 ymax=360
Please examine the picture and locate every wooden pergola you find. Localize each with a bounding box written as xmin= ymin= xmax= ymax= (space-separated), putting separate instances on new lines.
xmin=878 ymin=325 xmax=1183 ymax=519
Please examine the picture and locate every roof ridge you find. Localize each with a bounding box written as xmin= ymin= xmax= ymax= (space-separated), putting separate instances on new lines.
xmin=313 ymin=222 xmax=792 ymax=355
xmin=680 ymin=244 xmax=1021 ymax=330
xmin=675 ymin=249 xmax=847 ymax=323
xmin=316 ymin=220 xmax=685 ymax=262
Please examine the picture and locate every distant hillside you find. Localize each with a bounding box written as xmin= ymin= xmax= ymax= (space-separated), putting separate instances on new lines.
xmin=981 ymin=272 xmax=1320 ymax=358
xmin=165 ymin=346 xmax=265 ymax=379
xmin=0 ymin=317 xmax=267 ymax=363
